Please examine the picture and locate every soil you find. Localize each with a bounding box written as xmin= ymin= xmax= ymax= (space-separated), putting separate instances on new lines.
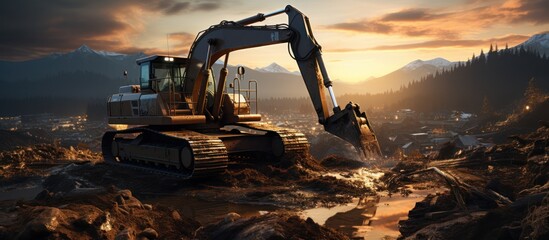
xmin=0 ymin=142 xmax=379 ymax=239
xmin=3 ymin=124 xmax=547 ymax=239
xmin=386 ymin=126 xmax=549 ymax=239
xmin=196 ymin=212 xmax=349 ymax=240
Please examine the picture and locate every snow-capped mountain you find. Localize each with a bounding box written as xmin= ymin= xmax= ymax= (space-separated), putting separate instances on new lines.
xmin=515 ymin=32 xmax=549 ymax=56
xmin=335 ymin=58 xmax=458 ymax=95
xmin=0 ymin=45 xmax=145 ymax=85
xmin=255 ymin=62 xmax=297 ymax=75
xmin=73 ymin=44 xmax=125 ymax=57
xmin=403 ymin=57 xmax=454 ymax=71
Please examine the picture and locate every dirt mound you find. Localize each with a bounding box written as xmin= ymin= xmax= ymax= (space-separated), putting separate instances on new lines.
xmin=196 ymin=212 xmax=349 ymax=240
xmin=320 ymin=155 xmax=367 ymax=170
xmin=0 ymin=143 xmax=101 ymax=164
xmin=0 ymin=144 xmax=101 ymax=180
xmin=0 ymin=130 xmax=48 ymax=151
xmin=0 ymin=188 xmax=200 ymax=240
xmin=490 ymin=98 xmax=549 ymax=143
xmin=388 ymin=126 xmax=549 ymax=239
xmin=219 ymin=154 xmax=375 ymax=208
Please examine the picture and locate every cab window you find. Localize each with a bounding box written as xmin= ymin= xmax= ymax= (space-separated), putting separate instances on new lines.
xmin=140 ymin=62 xmax=150 ymax=89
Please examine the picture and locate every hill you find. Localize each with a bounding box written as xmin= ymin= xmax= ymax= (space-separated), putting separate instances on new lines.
xmin=339 ymin=46 xmax=549 ymax=114
xmin=336 ymin=58 xmax=456 ymax=94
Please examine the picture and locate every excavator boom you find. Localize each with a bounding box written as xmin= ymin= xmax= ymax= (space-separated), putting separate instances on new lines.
xmin=185 ymin=5 xmax=381 ymax=159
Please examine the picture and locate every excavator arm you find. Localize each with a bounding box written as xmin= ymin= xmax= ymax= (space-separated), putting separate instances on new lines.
xmin=185 ymin=5 xmax=381 ymax=159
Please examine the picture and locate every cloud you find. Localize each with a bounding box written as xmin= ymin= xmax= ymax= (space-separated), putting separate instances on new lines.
xmin=328 ymin=19 xmax=458 ymax=38
xmin=193 ymin=2 xmax=222 ymax=11
xmin=151 ymin=32 xmax=196 ymax=56
xmin=369 ymin=36 xmax=529 ymax=50
xmin=161 ymin=2 xmax=191 ymax=15
xmin=326 ymin=0 xmax=549 ymax=39
xmin=0 ymin=0 xmax=220 ymax=61
xmin=329 ymin=21 xmax=393 ymax=34
xmin=326 ymin=34 xmax=529 ymax=52
xmin=515 ymin=0 xmax=549 ymax=24
xmin=380 ymin=8 xmax=448 ymax=21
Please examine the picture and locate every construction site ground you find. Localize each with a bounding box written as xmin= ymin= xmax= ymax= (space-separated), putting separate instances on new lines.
xmin=1 ymin=124 xmax=548 ymax=239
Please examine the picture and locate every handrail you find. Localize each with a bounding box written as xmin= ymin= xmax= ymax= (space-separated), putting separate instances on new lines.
xmin=232 ymin=77 xmax=241 ymax=115
xmin=149 ymin=76 xmax=196 ymax=116
xmin=248 ymin=80 xmax=258 ymax=114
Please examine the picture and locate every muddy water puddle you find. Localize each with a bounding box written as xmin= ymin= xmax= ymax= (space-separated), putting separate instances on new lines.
xmin=302 ymin=188 xmax=441 ymax=239
xmin=138 ymin=191 xmax=281 ymax=225
xmin=0 ymin=184 xmax=44 ymax=201
xmin=137 ymin=186 xmax=440 ymax=239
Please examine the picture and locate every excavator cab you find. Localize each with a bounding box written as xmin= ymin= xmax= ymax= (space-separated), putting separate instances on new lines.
xmin=137 ymin=56 xmax=186 ymax=92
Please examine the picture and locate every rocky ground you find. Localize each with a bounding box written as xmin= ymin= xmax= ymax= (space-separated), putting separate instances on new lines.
xmin=0 ymin=137 xmax=380 ymax=240
xmin=384 ymin=124 xmax=549 ymax=240
xmin=2 ymin=123 xmax=548 ymax=239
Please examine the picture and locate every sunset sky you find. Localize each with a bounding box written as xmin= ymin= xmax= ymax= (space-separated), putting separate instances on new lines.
xmin=1 ymin=0 xmax=548 ymax=82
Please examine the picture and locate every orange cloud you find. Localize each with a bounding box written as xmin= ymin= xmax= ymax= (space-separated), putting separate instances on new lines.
xmin=326 ymin=0 xmax=549 ymax=39
xmin=368 ymin=34 xmax=530 ymax=50
xmin=148 ymin=32 xmax=196 ymax=56
xmin=0 ymin=0 xmax=221 ymax=61
xmin=325 ymin=34 xmax=529 ymax=52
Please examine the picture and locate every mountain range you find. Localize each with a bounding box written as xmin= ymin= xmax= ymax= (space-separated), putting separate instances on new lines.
xmin=0 ymin=32 xmax=548 ymax=115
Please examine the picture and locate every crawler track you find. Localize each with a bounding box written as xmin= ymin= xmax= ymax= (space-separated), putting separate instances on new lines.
xmin=101 ymin=123 xmax=309 ymax=179
xmin=237 ymin=123 xmax=310 ymax=158
xmin=102 ymin=128 xmax=228 ymax=179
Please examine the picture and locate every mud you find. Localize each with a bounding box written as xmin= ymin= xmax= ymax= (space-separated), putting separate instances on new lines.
xmin=196 ymin=212 xmax=349 ymax=240
xmin=0 ymin=188 xmax=200 ymax=240
xmin=0 ymin=142 xmax=386 ymax=239
xmin=9 ymin=124 xmax=546 ymax=239
xmin=387 ymin=125 xmax=549 ymax=239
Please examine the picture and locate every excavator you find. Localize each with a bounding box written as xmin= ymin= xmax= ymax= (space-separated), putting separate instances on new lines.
xmin=102 ymin=5 xmax=381 ymax=178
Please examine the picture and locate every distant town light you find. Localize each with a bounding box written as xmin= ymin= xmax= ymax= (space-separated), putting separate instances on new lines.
xmin=394 ymin=115 xmax=399 ymax=120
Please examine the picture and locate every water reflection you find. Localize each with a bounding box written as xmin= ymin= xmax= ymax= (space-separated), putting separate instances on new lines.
xmin=304 ymin=189 xmax=438 ymax=240
xmin=140 ymin=193 xmax=280 ymax=224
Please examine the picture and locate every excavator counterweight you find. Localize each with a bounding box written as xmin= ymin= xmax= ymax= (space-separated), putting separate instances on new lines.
xmin=102 ymin=5 xmax=381 ymax=179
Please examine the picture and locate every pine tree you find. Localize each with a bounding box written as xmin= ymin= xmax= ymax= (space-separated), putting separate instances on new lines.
xmin=481 ymin=96 xmax=491 ymax=115
xmin=478 ymin=49 xmax=486 ymax=63
xmin=524 ymin=78 xmax=543 ymax=106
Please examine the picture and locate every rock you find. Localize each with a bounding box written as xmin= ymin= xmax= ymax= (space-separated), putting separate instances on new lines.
xmin=139 ymin=228 xmax=159 ymax=239
xmin=116 ymin=195 xmax=126 ymax=206
xmin=118 ymin=189 xmax=132 ymax=199
xmin=223 ymin=212 xmax=241 ymax=223
xmin=115 ymin=228 xmax=136 ymax=240
xmin=95 ymin=212 xmax=113 ymax=232
xmin=143 ymin=204 xmax=153 ymax=210
xmin=114 ymin=203 xmax=130 ymax=215
xmin=19 ymin=207 xmax=64 ymax=239
xmin=125 ymin=197 xmax=144 ymax=209
xmin=171 ymin=210 xmax=182 ymax=221
xmin=73 ymin=211 xmax=101 ymax=229
xmin=34 ymin=189 xmax=53 ymax=200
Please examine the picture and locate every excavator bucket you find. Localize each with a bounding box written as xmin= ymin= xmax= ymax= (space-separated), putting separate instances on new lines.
xmin=324 ymin=102 xmax=381 ymax=160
